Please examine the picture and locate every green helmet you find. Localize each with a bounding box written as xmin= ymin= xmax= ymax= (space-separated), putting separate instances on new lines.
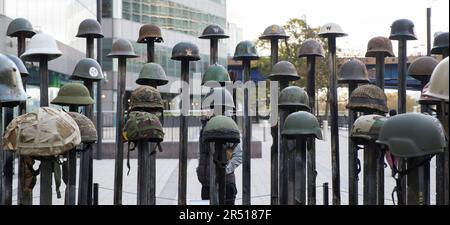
xmin=51 ymin=83 xmax=94 ymax=106
xmin=297 ymin=39 xmax=325 ymax=58
xmin=408 ymin=56 xmax=438 ymax=83
xmin=67 ymin=112 xmax=97 ymax=143
xmin=171 ymin=42 xmax=200 ymax=61
xmin=233 ymin=40 xmax=259 ymax=61
xmin=376 ymin=113 xmax=446 ymax=158
xmin=202 ymin=63 xmax=230 ymax=85
xmin=107 ymin=38 xmax=138 ymax=58
xmin=0 ymin=54 xmax=28 ymax=107
xmin=278 ymin=86 xmax=310 ymax=111
xmin=350 ymin=114 xmax=387 ymax=145
xmin=6 ymin=54 xmax=29 ymax=77
xmin=3 ymin=107 xmax=81 ymax=156
xmin=282 ymin=111 xmax=322 ymax=140
xmin=136 ymin=63 xmax=168 ymax=86
xmin=202 ymin=115 xmax=240 ymax=143
xmin=259 ymin=25 xmax=289 ymax=40
xmin=123 ymin=111 xmax=164 ymax=142
xmin=268 ymin=61 xmax=299 ymax=81
xmin=76 ymin=18 xmax=104 ymax=39
xmin=346 ymin=84 xmax=388 ymax=113
xmin=129 ymin=85 xmax=164 ymax=112
xmin=202 ymin=87 xmax=235 ymax=110
xmin=6 ymin=17 xmax=35 ymax=38
xmin=338 ymin=59 xmax=369 ymax=84
xmin=71 ymin=58 xmax=104 ymax=81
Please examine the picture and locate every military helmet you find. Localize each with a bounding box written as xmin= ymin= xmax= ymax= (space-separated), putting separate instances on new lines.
xmin=202 ymin=63 xmax=231 ymax=85
xmin=365 ymin=36 xmax=395 ymax=57
xmin=202 ymin=115 xmax=240 ymax=143
xmin=282 ymin=111 xmax=322 ymax=140
xmin=318 ymin=22 xmax=347 ymax=37
xmin=137 ymin=24 xmax=163 ymax=43
xmin=259 ymin=25 xmax=289 ymax=40
xmin=0 ymin=54 xmax=28 ymax=107
xmin=418 ymin=82 xmax=440 ymax=105
xmin=136 ymin=62 xmax=168 ymax=86
xmin=376 ymin=113 xmax=446 ymax=158
xmin=123 ymin=111 xmax=164 ymax=143
xmin=76 ymin=18 xmax=104 ymax=39
xmin=425 ymin=57 xmax=449 ymax=102
xmin=408 ymin=56 xmax=439 ymax=82
xmin=3 ymin=107 xmax=81 ymax=156
xmin=338 ymin=59 xmax=369 ymax=84
xmin=20 ymin=33 xmax=62 ymax=62
xmin=199 ymin=24 xmax=229 ymax=39
xmin=51 ymin=83 xmax=94 ymax=106
xmin=233 ymin=40 xmax=260 ymax=61
xmin=6 ymin=54 xmax=29 ymax=77
xmin=268 ymin=61 xmax=299 ymax=81
xmin=171 ymin=42 xmax=200 ymax=61
xmin=389 ymin=19 xmax=417 ymax=40
xmin=298 ymin=39 xmax=325 ymax=58
xmin=129 ymin=85 xmax=164 ymax=112
xmin=66 ymin=112 xmax=97 ymax=143
xmin=350 ymin=114 xmax=387 ymax=145
xmin=107 ymin=38 xmax=138 ymax=58
xmin=346 ymin=84 xmax=388 ymax=113
xmin=71 ymin=58 xmax=104 ymax=81
xmin=278 ymin=86 xmax=310 ymax=111
xmin=6 ymin=17 xmax=35 ymax=38
xmin=431 ymin=32 xmax=449 ymax=55
xmin=202 ymin=87 xmax=235 ymax=110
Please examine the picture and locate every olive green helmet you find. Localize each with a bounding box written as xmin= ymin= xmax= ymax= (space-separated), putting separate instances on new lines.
xmin=51 ymin=83 xmax=94 ymax=106
xmin=376 ymin=113 xmax=446 ymax=158
xmin=282 ymin=111 xmax=322 ymax=140
xmin=136 ymin=62 xmax=168 ymax=86
xmin=408 ymin=56 xmax=438 ymax=83
xmin=202 ymin=87 xmax=235 ymax=110
xmin=6 ymin=17 xmax=35 ymax=38
xmin=67 ymin=112 xmax=97 ymax=143
xmin=431 ymin=32 xmax=449 ymax=55
xmin=107 ymin=38 xmax=138 ymax=58
xmin=346 ymin=84 xmax=388 ymax=113
xmin=268 ymin=61 xmax=299 ymax=81
xmin=123 ymin=111 xmax=164 ymax=143
xmin=259 ymin=25 xmax=289 ymax=40
xmin=350 ymin=114 xmax=387 ymax=145
xmin=202 ymin=63 xmax=231 ymax=85
xmin=199 ymin=24 xmax=229 ymax=39
xmin=278 ymin=86 xmax=310 ymax=111
xmin=298 ymin=39 xmax=325 ymax=58
xmin=3 ymin=107 xmax=81 ymax=156
xmin=233 ymin=40 xmax=259 ymax=61
xmin=0 ymin=54 xmax=28 ymax=107
xmin=171 ymin=42 xmax=200 ymax=61
xmin=389 ymin=19 xmax=417 ymax=40
xmin=365 ymin=36 xmax=395 ymax=57
xmin=129 ymin=85 xmax=164 ymax=112
xmin=338 ymin=59 xmax=369 ymax=84
xmin=76 ymin=18 xmax=104 ymax=39
xmin=6 ymin=54 xmax=29 ymax=77
xmin=137 ymin=24 xmax=163 ymax=43
xmin=71 ymin=58 xmax=104 ymax=81
xmin=202 ymin=115 xmax=240 ymax=143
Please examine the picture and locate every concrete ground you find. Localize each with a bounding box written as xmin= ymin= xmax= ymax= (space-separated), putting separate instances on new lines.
xmin=11 ymin=123 xmax=436 ymax=205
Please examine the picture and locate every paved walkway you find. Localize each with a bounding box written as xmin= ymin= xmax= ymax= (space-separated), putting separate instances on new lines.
xmin=11 ymin=124 xmax=437 ymax=205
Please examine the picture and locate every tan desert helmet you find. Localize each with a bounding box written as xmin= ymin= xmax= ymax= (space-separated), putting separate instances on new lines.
xmin=3 ymin=107 xmax=81 ymax=157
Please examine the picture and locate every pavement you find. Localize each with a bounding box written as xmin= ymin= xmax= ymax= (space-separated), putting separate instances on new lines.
xmin=11 ymin=123 xmax=437 ymax=205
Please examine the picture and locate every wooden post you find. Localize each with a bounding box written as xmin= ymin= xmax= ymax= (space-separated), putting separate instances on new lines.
xmin=306 ymin=56 xmax=317 ymax=205
xmin=363 ymin=142 xmax=378 ymax=205
xmin=66 ymin=105 xmax=78 ymax=205
xmin=242 ymin=59 xmax=252 ymax=205
xmin=216 ymin=142 xmax=226 ymax=205
xmin=137 ymin=141 xmax=150 ymax=205
xmin=269 ymin=38 xmax=279 ymax=205
xmin=209 ymin=143 xmax=218 ymax=205
xmin=113 ymin=57 xmax=127 ymax=205
xmin=294 ymin=137 xmax=306 ymax=205
xmin=347 ymin=82 xmax=358 ymax=205
xmin=178 ymin=60 xmax=190 ymax=205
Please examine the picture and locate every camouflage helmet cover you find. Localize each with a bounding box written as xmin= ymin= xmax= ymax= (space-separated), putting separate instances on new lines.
xmin=129 ymin=85 xmax=164 ymax=112
xmin=351 ymin=114 xmax=387 ymax=145
xmin=67 ymin=112 xmax=97 ymax=143
xmin=123 ymin=111 xmax=164 ymax=142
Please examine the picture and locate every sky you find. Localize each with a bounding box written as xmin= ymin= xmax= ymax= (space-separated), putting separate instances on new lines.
xmin=226 ymin=0 xmax=449 ymax=57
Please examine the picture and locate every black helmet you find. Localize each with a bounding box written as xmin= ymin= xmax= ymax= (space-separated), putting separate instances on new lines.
xmin=199 ymin=24 xmax=229 ymax=39
xmin=431 ymin=32 xmax=449 ymax=55
xmin=171 ymin=42 xmax=200 ymax=61
xmin=6 ymin=18 xmax=35 ymax=38
xmin=76 ymin=19 xmax=104 ymax=39
xmin=338 ymin=59 xmax=369 ymax=84
xmin=389 ymin=19 xmax=417 ymax=40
